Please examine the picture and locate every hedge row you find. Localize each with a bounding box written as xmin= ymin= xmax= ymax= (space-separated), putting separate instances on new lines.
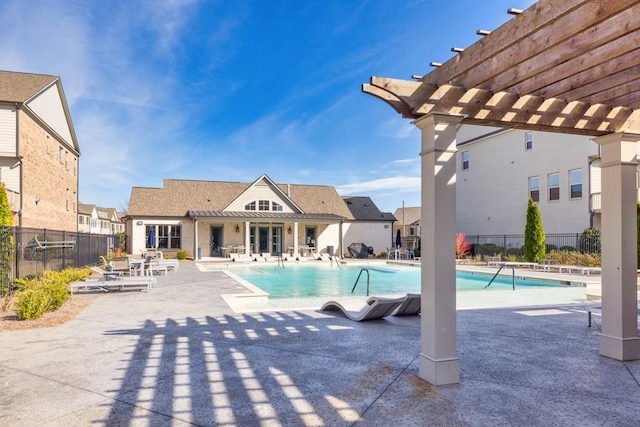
xmin=12 ymin=267 xmax=92 ymax=320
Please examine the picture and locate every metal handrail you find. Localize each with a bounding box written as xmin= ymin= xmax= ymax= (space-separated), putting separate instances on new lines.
xmin=351 ymin=268 xmax=370 ymax=296
xmin=485 ymin=265 xmax=516 ymax=290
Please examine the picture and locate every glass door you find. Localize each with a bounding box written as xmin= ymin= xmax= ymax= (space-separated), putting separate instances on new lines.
xmin=210 ymin=226 xmax=223 ymax=257
xmin=258 ymin=227 xmax=269 ymax=254
xmin=271 ymin=226 xmax=282 ymax=255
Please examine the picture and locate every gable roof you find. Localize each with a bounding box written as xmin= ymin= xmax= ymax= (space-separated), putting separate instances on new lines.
xmin=0 ymin=70 xmax=58 ymax=103
xmin=77 ymin=203 xmax=96 ymax=216
xmin=392 ymin=206 xmax=421 ymax=226
xmin=0 ymin=70 xmax=80 ymax=154
xmin=128 ymin=178 xmax=355 ymax=220
xmin=343 ymin=196 xmax=395 ymax=222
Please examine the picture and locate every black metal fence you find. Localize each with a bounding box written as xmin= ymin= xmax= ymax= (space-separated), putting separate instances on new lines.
xmin=465 ymin=232 xmax=601 ymax=258
xmin=0 ymin=226 xmax=118 ymax=296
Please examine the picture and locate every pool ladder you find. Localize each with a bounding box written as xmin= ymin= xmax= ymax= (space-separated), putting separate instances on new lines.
xmin=485 ymin=265 xmax=515 ymax=290
xmin=277 ymin=253 xmax=285 ymax=268
xmin=351 ymin=268 xmax=370 ymax=296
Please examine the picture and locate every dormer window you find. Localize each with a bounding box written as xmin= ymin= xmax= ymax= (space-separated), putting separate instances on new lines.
xmin=245 ymin=201 xmax=256 ymax=210
xmin=258 ymin=200 xmax=270 ymax=211
xmin=272 ymin=202 xmax=283 ymax=211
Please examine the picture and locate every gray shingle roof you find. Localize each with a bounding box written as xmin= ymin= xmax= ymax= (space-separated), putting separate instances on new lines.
xmin=392 ymin=206 xmax=421 ymax=226
xmin=0 ymin=70 xmax=58 ymax=103
xmin=342 ymin=196 xmax=395 ymax=221
xmin=128 ymin=178 xmax=356 ymax=220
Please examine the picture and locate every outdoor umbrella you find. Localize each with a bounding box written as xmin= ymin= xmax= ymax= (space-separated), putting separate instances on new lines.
xmin=396 ymin=229 xmax=402 ymax=248
xmin=147 ymin=226 xmax=156 ymax=248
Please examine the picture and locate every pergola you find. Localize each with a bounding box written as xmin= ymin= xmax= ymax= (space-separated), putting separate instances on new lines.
xmin=363 ymin=0 xmax=640 ymax=385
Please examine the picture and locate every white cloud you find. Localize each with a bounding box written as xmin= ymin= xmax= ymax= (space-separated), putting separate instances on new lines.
xmin=336 ymin=176 xmax=420 ymax=195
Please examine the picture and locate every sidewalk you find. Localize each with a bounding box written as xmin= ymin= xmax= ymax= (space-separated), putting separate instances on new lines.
xmin=1 ymin=262 xmax=639 ymax=426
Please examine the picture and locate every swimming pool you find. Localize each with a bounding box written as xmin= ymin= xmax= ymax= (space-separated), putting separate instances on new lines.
xmin=211 ymin=263 xmax=569 ymax=299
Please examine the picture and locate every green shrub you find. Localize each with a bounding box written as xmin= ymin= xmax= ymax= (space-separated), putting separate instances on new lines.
xmin=14 ymin=288 xmax=49 ymax=320
xmin=176 ymin=250 xmax=187 ymax=260
xmin=12 ymin=267 xmax=92 ymax=320
xmin=546 ymin=250 xmax=601 ymax=267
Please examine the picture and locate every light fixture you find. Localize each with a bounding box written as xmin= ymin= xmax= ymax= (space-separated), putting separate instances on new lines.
xmin=287 ymin=226 xmax=292 ymax=234
xmin=136 ymin=220 xmax=143 ymax=225
xmin=235 ymin=224 xmax=240 ymax=233
xmin=35 ymin=197 xmax=40 ymax=205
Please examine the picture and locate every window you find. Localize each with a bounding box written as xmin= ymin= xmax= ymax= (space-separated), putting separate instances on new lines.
xmin=548 ymin=173 xmax=560 ymax=201
xmin=258 ymin=200 xmax=270 ymax=211
xmin=148 ymin=225 xmax=182 ymax=249
xmin=529 ymin=176 xmax=539 ymax=202
xmin=65 ymin=151 xmax=68 ymax=169
xmin=569 ymin=169 xmax=582 ymax=199
xmin=78 ymin=216 xmax=84 ymax=225
xmin=65 ymin=188 xmax=69 ymax=210
xmin=525 ymin=132 xmax=533 ymax=150
xmin=410 ymin=227 xmax=415 ymax=236
xmin=245 ymin=201 xmax=256 ymax=210
xmin=461 ymin=151 xmax=469 ymax=170
xmin=272 ymin=201 xmax=283 ymax=211
xmin=58 ymin=147 xmax=63 ymax=163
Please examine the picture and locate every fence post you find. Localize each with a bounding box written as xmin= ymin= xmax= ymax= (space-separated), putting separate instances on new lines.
xmin=503 ymin=235 xmax=507 ymax=257
xmin=62 ymin=230 xmax=66 ymax=270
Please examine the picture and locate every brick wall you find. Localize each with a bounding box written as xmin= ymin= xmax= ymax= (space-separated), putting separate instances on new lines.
xmin=19 ymin=110 xmax=79 ymax=231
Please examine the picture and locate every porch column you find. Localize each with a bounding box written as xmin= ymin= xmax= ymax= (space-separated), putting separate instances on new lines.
xmin=414 ymin=112 xmax=464 ymax=385
xmin=194 ymin=219 xmax=199 ymax=260
xmin=244 ymin=222 xmax=250 ymax=255
xmin=594 ymin=132 xmax=640 ymax=361
xmin=293 ymin=222 xmax=299 ymax=259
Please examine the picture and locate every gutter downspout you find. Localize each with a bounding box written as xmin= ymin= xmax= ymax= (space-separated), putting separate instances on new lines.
xmin=16 ymin=103 xmax=22 ymax=228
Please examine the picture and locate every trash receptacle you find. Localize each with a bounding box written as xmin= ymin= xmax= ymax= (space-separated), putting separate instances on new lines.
xmin=197 ymin=247 xmax=202 ymax=260
xmin=327 ymin=246 xmax=334 ymax=256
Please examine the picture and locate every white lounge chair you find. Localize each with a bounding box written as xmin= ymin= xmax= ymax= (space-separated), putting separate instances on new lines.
xmin=391 ymin=293 xmax=421 ymax=316
xmin=320 ymin=296 xmax=406 ymax=321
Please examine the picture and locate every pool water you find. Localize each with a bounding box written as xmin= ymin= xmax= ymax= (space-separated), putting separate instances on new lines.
xmin=217 ymin=263 xmax=568 ymax=299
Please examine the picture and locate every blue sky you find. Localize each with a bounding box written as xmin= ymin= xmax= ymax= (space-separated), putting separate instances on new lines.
xmin=0 ymin=0 xmax=534 ymax=213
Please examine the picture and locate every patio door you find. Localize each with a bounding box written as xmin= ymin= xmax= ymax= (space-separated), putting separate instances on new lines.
xmin=272 ymin=226 xmax=282 ymax=255
xmin=210 ymin=226 xmax=223 ymax=257
xmin=258 ymin=227 xmax=269 ymax=254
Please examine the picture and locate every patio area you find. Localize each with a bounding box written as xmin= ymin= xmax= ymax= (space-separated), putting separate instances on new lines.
xmin=1 ymin=261 xmax=639 ymax=426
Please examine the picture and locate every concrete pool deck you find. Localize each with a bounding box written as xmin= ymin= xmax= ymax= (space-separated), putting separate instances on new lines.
xmin=1 ymin=261 xmax=639 ymax=426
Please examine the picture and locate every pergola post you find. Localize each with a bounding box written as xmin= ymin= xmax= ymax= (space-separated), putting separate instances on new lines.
xmin=244 ymin=221 xmax=250 ymax=255
xmin=595 ymin=132 xmax=640 ymax=361
xmin=414 ymin=112 xmax=464 ymax=385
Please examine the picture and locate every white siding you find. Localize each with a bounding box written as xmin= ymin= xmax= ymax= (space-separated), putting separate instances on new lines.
xmin=343 ymin=222 xmax=393 ymax=256
xmin=0 ymin=106 xmax=16 ymax=155
xmin=25 ymin=83 xmax=74 ymax=148
xmin=226 ymin=181 xmax=296 ymax=212
xmin=456 ymin=127 xmax=598 ymax=235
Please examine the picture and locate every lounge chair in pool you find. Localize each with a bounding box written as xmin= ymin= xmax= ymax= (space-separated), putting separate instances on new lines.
xmin=320 ymin=296 xmax=406 ymax=321
xmin=391 ymin=293 xmax=421 ymax=316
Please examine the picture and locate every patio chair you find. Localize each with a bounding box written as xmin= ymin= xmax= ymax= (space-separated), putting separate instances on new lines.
xmin=320 ymin=296 xmax=405 ymax=321
xmin=391 ymin=293 xmax=421 ymax=316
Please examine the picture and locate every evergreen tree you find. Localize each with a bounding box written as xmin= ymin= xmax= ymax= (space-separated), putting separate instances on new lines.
xmin=0 ymin=183 xmax=13 ymax=297
xmin=524 ymin=196 xmax=545 ymax=262
xmin=0 ymin=183 xmax=12 ymax=226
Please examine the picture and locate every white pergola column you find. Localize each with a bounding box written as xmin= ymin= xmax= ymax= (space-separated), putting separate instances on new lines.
xmin=595 ymin=132 xmax=640 ymax=361
xmin=414 ymin=112 xmax=464 ymax=385
xmin=293 ymin=222 xmax=299 ymax=258
xmin=244 ymin=221 xmax=250 ymax=255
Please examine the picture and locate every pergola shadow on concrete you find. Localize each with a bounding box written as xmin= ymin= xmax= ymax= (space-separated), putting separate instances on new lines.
xmin=363 ymin=0 xmax=640 ymax=385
